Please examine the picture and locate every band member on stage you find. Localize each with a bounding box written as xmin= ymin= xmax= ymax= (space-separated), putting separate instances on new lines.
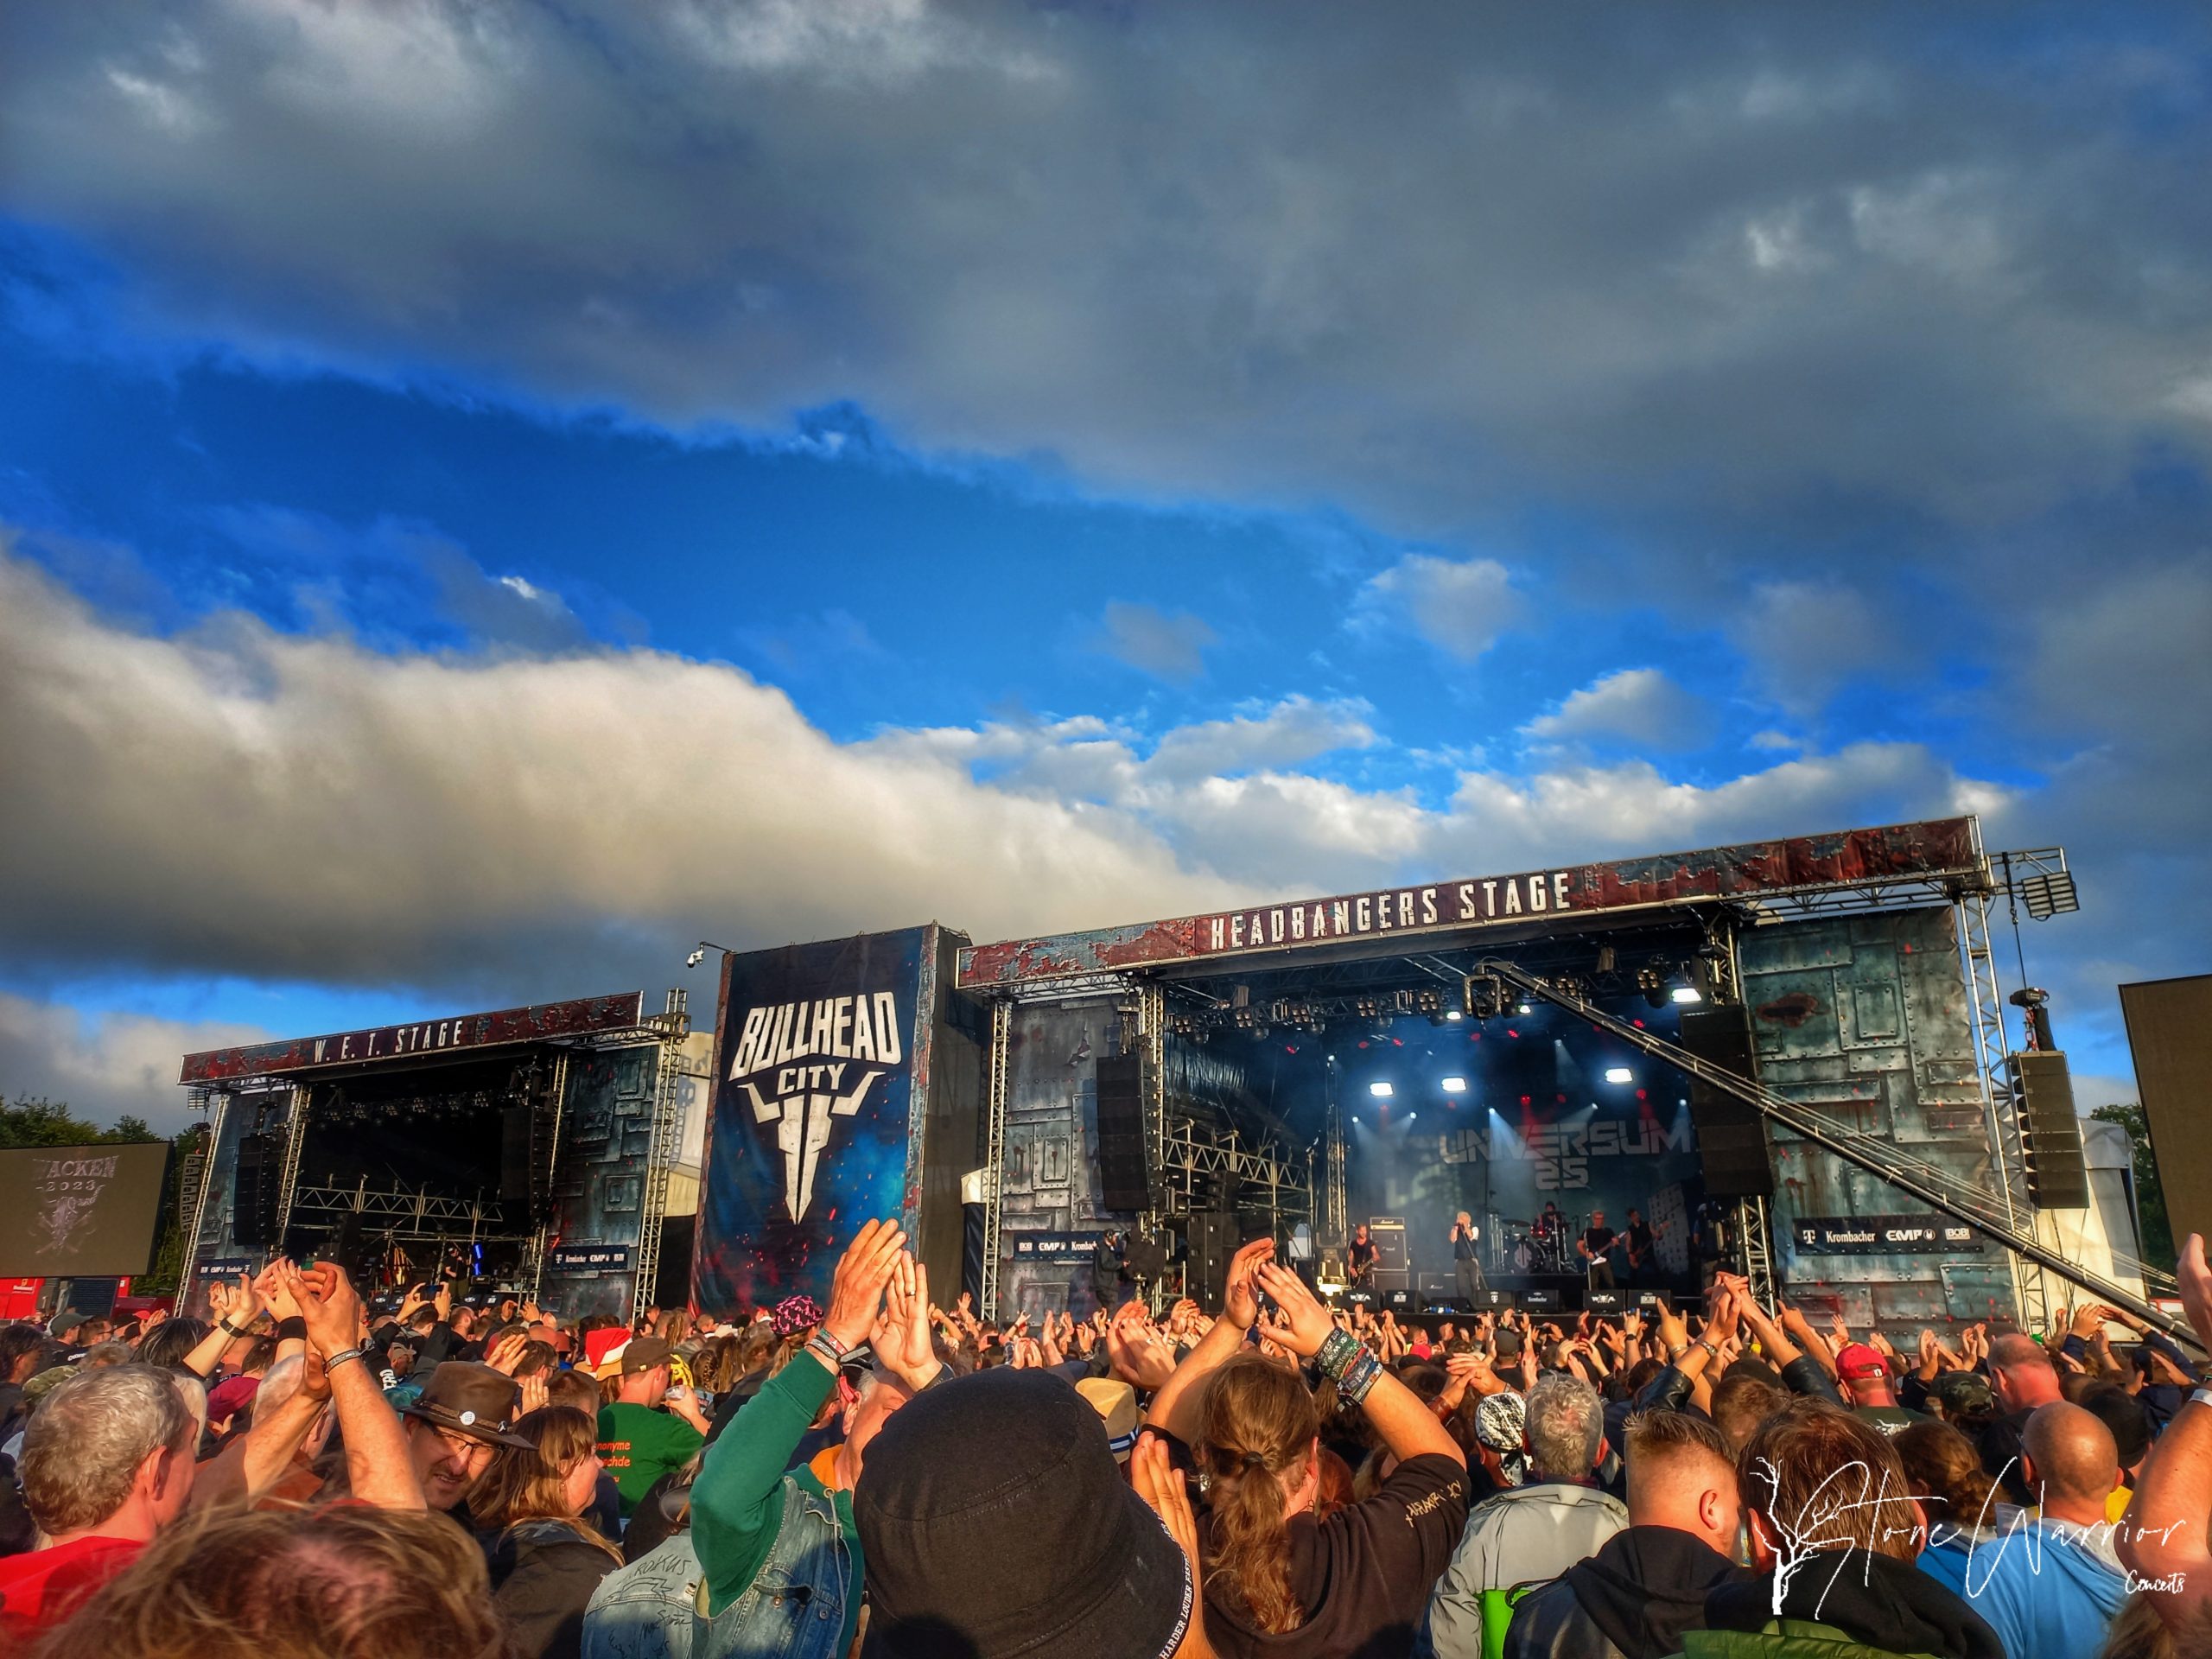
xmin=1535 ymin=1200 xmax=1562 ymax=1238
xmin=1347 ymin=1223 xmax=1377 ymax=1287
xmin=1578 ymin=1209 xmax=1618 ymax=1290
xmin=1091 ymin=1230 xmax=1129 ymax=1311
xmin=1448 ymin=1211 xmax=1485 ymax=1303
xmin=1622 ymin=1206 xmax=1663 ymax=1287
xmin=1691 ymin=1200 xmax=1732 ymax=1289
xmin=1535 ymin=1201 xmax=1565 ymax=1270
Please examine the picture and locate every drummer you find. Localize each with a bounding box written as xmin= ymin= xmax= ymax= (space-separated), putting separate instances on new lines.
xmin=1535 ymin=1199 xmax=1564 ymax=1239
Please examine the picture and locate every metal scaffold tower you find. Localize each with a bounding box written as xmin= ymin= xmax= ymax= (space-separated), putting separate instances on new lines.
xmin=978 ymin=1000 xmax=1013 ymax=1316
xmin=630 ymin=990 xmax=693 ymax=1323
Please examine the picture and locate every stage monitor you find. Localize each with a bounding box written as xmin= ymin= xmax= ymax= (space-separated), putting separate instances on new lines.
xmin=2122 ymin=975 xmax=2212 ymax=1243
xmin=0 ymin=1143 xmax=168 ymax=1278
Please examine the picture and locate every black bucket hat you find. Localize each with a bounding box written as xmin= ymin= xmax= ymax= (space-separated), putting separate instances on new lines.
xmin=399 ymin=1361 xmax=532 ymax=1449
xmin=855 ymin=1368 xmax=1192 ymax=1659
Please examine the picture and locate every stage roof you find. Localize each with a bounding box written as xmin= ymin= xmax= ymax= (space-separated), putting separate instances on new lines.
xmin=178 ymin=991 xmax=646 ymax=1084
xmin=956 ymin=817 xmax=1982 ymax=991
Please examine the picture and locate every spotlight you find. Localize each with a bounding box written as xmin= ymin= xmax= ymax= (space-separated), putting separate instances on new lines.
xmin=1516 ymin=1001 xmax=1533 ymax=1016
xmin=1637 ymin=963 xmax=1667 ymax=1008
xmin=1604 ymin=1066 xmax=1633 ymax=1084
xmin=1671 ymin=986 xmax=1702 ymax=1004
xmin=684 ymin=947 xmax=706 ymax=968
xmin=1405 ymin=1112 xmax=1417 ymax=1123
xmin=1369 ymin=1081 xmax=1394 ymax=1097
xmin=1445 ymin=1010 xmax=1463 ymax=1021
xmin=1441 ymin=1077 xmax=1468 ymax=1093
xmin=2019 ymin=869 xmax=2079 ymax=919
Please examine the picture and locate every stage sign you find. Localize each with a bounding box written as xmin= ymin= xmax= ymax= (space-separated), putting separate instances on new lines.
xmin=0 ymin=1144 xmax=169 ymax=1278
xmin=693 ymin=927 xmax=937 ymax=1313
xmin=547 ymin=1244 xmax=633 ymax=1273
xmin=1794 ymin=1216 xmax=1983 ymax=1255
xmin=957 ymin=819 xmax=1978 ymax=988
xmin=1011 ymin=1232 xmax=1108 ymax=1261
xmin=180 ymin=992 xmax=646 ymax=1084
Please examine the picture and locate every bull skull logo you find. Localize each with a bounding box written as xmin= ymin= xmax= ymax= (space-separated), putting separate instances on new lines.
xmin=741 ymin=1065 xmax=883 ymax=1221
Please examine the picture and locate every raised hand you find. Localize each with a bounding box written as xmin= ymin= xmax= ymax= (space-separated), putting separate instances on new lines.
xmin=823 ymin=1218 xmax=908 ymax=1351
xmin=484 ymin=1332 xmax=531 ymax=1376
xmin=1222 ymin=1237 xmax=1274 ymax=1330
xmin=1108 ymin=1300 xmax=1177 ymax=1392
xmin=1252 ymin=1262 xmax=1334 ymax=1360
xmin=519 ymin=1372 xmax=550 ymax=1414
xmin=255 ymin=1258 xmax=303 ymax=1323
xmin=1132 ymin=1433 xmax=1216 ymax=1659
xmin=879 ymin=1253 xmax=941 ymax=1391
xmin=281 ymin=1260 xmax=362 ymax=1359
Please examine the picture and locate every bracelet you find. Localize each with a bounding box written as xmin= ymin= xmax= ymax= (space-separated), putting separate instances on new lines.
xmin=805 ymin=1331 xmax=853 ymax=1373
xmin=323 ymin=1345 xmax=365 ymax=1375
xmin=2190 ymin=1388 xmax=2212 ymax=1412
xmin=1338 ymin=1348 xmax=1383 ymax=1407
xmin=1316 ymin=1328 xmax=1361 ymax=1383
xmin=219 ymin=1316 xmax=251 ymax=1337
xmin=1667 ymin=1342 xmax=1688 ymax=1361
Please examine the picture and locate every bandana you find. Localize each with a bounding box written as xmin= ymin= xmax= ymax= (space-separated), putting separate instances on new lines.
xmin=772 ymin=1295 xmax=825 ymax=1338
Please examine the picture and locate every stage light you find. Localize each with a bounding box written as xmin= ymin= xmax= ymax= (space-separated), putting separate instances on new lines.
xmin=1516 ymin=1001 xmax=1532 ymax=1015
xmin=1441 ymin=1077 xmax=1467 ymax=1093
xmin=1604 ymin=1066 xmax=1634 ymax=1084
xmin=2019 ymin=869 xmax=2079 ymax=919
xmin=1369 ymin=1081 xmax=1394 ymax=1097
xmin=1405 ymin=1112 xmax=1417 ymax=1123
xmin=1671 ymin=986 xmax=1702 ymax=1004
xmin=1445 ymin=1010 xmax=1462 ymax=1021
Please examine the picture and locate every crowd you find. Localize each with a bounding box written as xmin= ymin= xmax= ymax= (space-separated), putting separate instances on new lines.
xmin=1 ymin=1225 xmax=2211 ymax=1658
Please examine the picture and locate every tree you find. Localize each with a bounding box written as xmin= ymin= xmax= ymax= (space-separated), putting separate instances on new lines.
xmin=2093 ymin=1103 xmax=2175 ymax=1275
xmin=0 ymin=1096 xmax=156 ymax=1147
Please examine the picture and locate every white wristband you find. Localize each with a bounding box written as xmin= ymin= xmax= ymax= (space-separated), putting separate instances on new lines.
xmin=2190 ymin=1387 xmax=2212 ymax=1411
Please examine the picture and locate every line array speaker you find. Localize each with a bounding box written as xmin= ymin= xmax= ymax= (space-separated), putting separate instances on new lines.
xmin=2007 ymin=1051 xmax=2090 ymax=1211
xmin=232 ymin=1131 xmax=284 ymax=1247
xmin=1680 ymin=1005 xmax=1776 ymax=1199
xmin=1094 ymin=1053 xmax=1154 ymax=1213
xmin=2123 ymin=976 xmax=2212 ymax=1242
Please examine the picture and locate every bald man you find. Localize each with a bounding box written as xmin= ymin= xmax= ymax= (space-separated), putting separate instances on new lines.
xmin=1502 ymin=1409 xmax=1752 ymax=1659
xmin=1977 ymin=1332 xmax=2063 ymax=1504
xmin=1919 ymin=1400 xmax=2126 ymax=1656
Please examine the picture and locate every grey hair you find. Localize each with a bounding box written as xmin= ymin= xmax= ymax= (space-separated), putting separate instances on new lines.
xmin=1524 ymin=1372 xmax=1605 ymax=1481
xmin=21 ymin=1363 xmax=194 ymax=1534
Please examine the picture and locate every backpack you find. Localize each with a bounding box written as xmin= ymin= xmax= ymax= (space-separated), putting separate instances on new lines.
xmin=582 ymin=1475 xmax=852 ymax=1659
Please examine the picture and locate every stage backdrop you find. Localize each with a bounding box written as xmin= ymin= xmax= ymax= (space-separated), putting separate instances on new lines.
xmin=693 ymin=925 xmax=975 ymax=1312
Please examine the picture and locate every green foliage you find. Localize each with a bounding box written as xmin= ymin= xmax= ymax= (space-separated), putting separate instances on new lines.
xmin=2092 ymin=1103 xmax=2175 ymax=1274
xmin=0 ymin=1096 xmax=159 ymax=1147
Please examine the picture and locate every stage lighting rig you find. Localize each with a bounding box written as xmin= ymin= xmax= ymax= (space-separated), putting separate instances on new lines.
xmin=2018 ymin=870 xmax=2079 ymax=920
xmin=1636 ymin=963 xmax=1668 ymax=1008
xmin=1461 ymin=974 xmax=1507 ymax=1020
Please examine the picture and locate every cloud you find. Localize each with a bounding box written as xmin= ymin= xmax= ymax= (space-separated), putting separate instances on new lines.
xmin=1524 ymin=668 xmax=1707 ymax=749
xmin=1357 ymin=555 xmax=1521 ymax=661
xmin=8 ymin=3 xmax=2209 ymax=554
xmin=0 ymin=993 xmax=264 ymax=1135
xmin=1727 ymin=581 xmax=1905 ymax=712
xmin=1097 ymin=601 xmax=1217 ymax=683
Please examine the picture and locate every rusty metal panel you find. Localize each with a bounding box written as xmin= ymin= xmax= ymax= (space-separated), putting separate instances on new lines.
xmin=1745 ymin=908 xmax=2010 ymax=1325
xmin=179 ymin=993 xmax=647 ymax=1084
xmin=957 ymin=818 xmax=1979 ymax=989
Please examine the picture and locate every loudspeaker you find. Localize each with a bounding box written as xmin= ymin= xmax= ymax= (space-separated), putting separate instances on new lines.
xmin=1417 ymin=1272 xmax=1462 ymax=1306
xmin=1585 ymin=1287 xmax=1627 ymax=1314
xmin=500 ymin=1102 xmax=537 ymax=1204
xmin=1123 ymin=1234 xmax=1168 ymax=1280
xmin=1094 ymin=1054 xmax=1153 ymax=1213
xmin=1186 ymin=1211 xmax=1241 ymax=1306
xmin=1371 ymin=1268 xmax=1409 ymax=1294
xmin=1680 ymin=1005 xmax=1775 ymax=1198
xmin=2124 ymin=976 xmax=2212 ymax=1240
xmin=1367 ymin=1217 xmax=1407 ymax=1270
xmin=232 ymin=1131 xmax=284 ymax=1247
xmin=2007 ymin=1051 xmax=2090 ymax=1210
xmin=1521 ymin=1287 xmax=1560 ymax=1311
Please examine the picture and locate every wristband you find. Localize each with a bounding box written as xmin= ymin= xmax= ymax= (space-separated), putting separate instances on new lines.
xmin=1316 ymin=1328 xmax=1361 ymax=1383
xmin=1667 ymin=1342 xmax=1688 ymax=1361
xmin=219 ymin=1316 xmax=251 ymax=1337
xmin=806 ymin=1331 xmax=854 ymax=1373
xmin=323 ymin=1345 xmax=366 ymax=1375
xmin=1338 ymin=1348 xmax=1383 ymax=1407
xmin=276 ymin=1316 xmax=308 ymax=1344
xmin=2191 ymin=1388 xmax=2212 ymax=1412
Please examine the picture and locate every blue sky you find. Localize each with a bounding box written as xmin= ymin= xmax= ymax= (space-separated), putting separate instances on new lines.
xmin=0 ymin=1 xmax=2206 ymax=1129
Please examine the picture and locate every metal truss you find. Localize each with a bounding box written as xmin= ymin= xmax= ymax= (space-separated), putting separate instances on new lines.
xmin=978 ymin=1000 xmax=1013 ymax=1317
xmin=1320 ymin=1079 xmax=1348 ymax=1252
xmin=1955 ymin=888 xmax=2049 ymax=1329
xmin=1732 ymin=1196 xmax=1776 ymax=1311
xmin=1138 ymin=984 xmax=1166 ymax=1238
xmin=1472 ymin=957 xmax=2200 ymax=1349
xmin=1159 ymin=1115 xmax=1314 ymax=1217
xmin=289 ymin=1180 xmax=523 ymax=1233
xmin=632 ymin=994 xmax=692 ymax=1323
xmin=179 ymin=1088 xmax=226 ymax=1292
xmin=271 ymin=1083 xmax=310 ymax=1251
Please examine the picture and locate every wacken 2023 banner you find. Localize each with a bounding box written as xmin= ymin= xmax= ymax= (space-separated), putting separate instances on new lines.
xmin=692 ymin=927 xmax=935 ymax=1311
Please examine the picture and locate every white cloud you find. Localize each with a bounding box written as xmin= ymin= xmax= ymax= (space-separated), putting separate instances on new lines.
xmin=1524 ymin=668 xmax=1707 ymax=749
xmin=1097 ymin=601 xmax=1217 ymax=683
xmin=1357 ymin=555 xmax=1521 ymax=662
xmin=0 ymin=994 xmax=265 ymax=1135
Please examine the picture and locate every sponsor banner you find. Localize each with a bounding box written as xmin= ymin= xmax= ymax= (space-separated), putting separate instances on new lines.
xmin=547 ymin=1244 xmax=633 ymax=1273
xmin=958 ymin=819 xmax=1978 ymax=988
xmin=1011 ymin=1231 xmax=1108 ymax=1261
xmin=694 ymin=927 xmax=932 ymax=1312
xmin=0 ymin=1143 xmax=169 ymax=1279
xmin=1794 ymin=1215 xmax=1984 ymax=1255
xmin=180 ymin=993 xmax=646 ymax=1083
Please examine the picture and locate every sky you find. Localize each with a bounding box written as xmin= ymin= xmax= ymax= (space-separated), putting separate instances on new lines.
xmin=1 ymin=0 xmax=2208 ymax=1133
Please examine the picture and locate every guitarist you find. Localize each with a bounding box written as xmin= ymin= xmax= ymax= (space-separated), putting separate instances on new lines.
xmin=1577 ymin=1209 xmax=1618 ymax=1290
xmin=1623 ymin=1207 xmax=1664 ymax=1287
xmin=1347 ymin=1222 xmax=1377 ymax=1292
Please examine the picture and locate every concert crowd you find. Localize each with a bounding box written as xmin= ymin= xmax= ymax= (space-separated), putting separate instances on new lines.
xmin=1 ymin=1223 xmax=2210 ymax=1659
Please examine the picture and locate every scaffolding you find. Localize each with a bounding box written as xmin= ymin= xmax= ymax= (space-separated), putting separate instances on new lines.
xmin=977 ymin=1000 xmax=1013 ymax=1315
xmin=630 ymin=990 xmax=693 ymax=1322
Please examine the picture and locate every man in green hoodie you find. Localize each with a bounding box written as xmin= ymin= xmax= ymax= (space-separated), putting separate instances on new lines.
xmin=582 ymin=1218 xmax=946 ymax=1659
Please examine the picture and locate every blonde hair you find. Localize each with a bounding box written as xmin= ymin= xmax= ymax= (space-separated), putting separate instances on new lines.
xmin=467 ymin=1407 xmax=617 ymax=1561
xmin=1198 ymin=1353 xmax=1319 ymax=1634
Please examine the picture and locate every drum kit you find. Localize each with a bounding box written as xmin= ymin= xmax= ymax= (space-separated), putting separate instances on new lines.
xmin=1498 ymin=1213 xmax=1580 ymax=1274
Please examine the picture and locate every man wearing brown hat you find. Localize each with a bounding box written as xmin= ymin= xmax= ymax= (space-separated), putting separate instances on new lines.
xmin=595 ymin=1335 xmax=712 ymax=1517
xmin=401 ymin=1361 xmax=534 ymax=1516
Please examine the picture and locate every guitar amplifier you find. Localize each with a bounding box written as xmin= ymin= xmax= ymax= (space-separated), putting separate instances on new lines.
xmin=1417 ymin=1272 xmax=1460 ymax=1303
xmin=1371 ymin=1268 xmax=1408 ymax=1294
xmin=1367 ymin=1218 xmax=1407 ymax=1271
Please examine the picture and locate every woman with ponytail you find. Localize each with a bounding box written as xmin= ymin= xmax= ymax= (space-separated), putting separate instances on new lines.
xmin=1145 ymin=1239 xmax=1469 ymax=1658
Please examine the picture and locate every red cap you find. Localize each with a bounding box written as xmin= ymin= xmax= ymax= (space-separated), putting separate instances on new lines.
xmin=1835 ymin=1342 xmax=1887 ymax=1379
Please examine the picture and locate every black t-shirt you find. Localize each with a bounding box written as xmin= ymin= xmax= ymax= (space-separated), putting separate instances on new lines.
xmin=1452 ymin=1227 xmax=1478 ymax=1261
xmin=1625 ymin=1223 xmax=1654 ymax=1258
xmin=1582 ymin=1226 xmax=1616 ymax=1257
xmin=1538 ymin=1210 xmax=1563 ymax=1236
xmin=1349 ymin=1239 xmax=1377 ymax=1271
xmin=1199 ymin=1452 xmax=1469 ymax=1659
